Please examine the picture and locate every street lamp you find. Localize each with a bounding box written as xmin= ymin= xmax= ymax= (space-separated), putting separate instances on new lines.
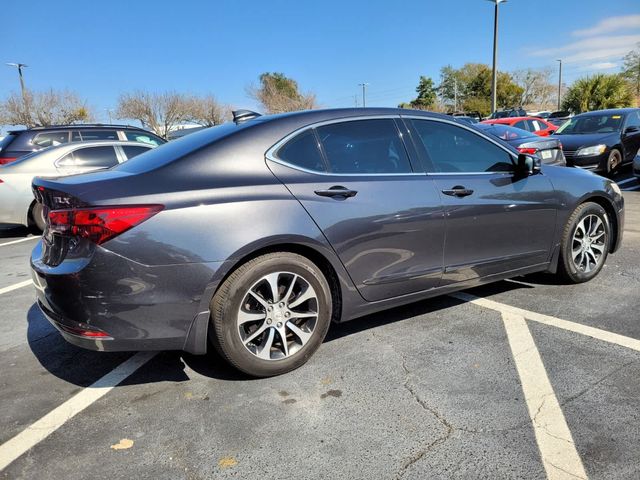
xmin=486 ymin=0 xmax=506 ymax=115
xmin=358 ymin=83 xmax=369 ymax=108
xmin=6 ymin=62 xmax=28 ymax=106
xmin=556 ymin=59 xmax=563 ymax=111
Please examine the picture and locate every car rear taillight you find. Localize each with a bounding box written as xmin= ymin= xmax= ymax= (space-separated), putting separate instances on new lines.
xmin=48 ymin=205 xmax=163 ymax=245
xmin=0 ymin=157 xmax=17 ymax=165
xmin=517 ymin=147 xmax=538 ymax=155
xmin=59 ymin=324 xmax=112 ymax=338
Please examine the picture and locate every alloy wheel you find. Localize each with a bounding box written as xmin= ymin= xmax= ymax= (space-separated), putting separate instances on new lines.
xmin=571 ymin=214 xmax=607 ymax=273
xmin=237 ymin=271 xmax=318 ymax=360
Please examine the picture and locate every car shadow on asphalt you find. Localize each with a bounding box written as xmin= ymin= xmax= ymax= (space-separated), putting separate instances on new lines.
xmin=26 ymin=273 xmax=553 ymax=386
xmin=0 ymin=225 xmax=34 ymax=238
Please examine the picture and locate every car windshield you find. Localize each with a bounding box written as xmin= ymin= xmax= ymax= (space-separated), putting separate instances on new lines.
xmin=555 ymin=114 xmax=624 ymax=134
xmin=476 ymin=124 xmax=536 ymax=141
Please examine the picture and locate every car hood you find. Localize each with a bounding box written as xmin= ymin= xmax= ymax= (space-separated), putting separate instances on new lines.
xmin=552 ymin=132 xmax=619 ymax=150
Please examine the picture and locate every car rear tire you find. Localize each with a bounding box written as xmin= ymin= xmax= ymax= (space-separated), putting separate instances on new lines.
xmin=29 ymin=203 xmax=46 ymax=232
xmin=209 ymin=252 xmax=332 ymax=377
xmin=557 ymin=202 xmax=610 ymax=283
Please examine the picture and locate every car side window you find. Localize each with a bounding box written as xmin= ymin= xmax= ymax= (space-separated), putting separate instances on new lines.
xmin=276 ymin=129 xmax=326 ymax=172
xmin=57 ymin=146 xmax=119 ymax=169
xmin=33 ymin=131 xmax=70 ymax=148
xmin=410 ymin=120 xmax=514 ymax=173
xmin=625 ymin=111 xmax=640 ymax=129
xmin=78 ymin=130 xmax=119 ymax=141
xmin=123 ymin=131 xmax=164 ymax=146
xmin=513 ymin=120 xmax=528 ymax=131
xmin=122 ymin=145 xmax=152 ymax=159
xmin=316 ymin=119 xmax=412 ymax=174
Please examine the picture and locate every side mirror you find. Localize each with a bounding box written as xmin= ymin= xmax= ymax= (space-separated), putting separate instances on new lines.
xmin=624 ymin=125 xmax=639 ymax=135
xmin=517 ymin=153 xmax=541 ymax=176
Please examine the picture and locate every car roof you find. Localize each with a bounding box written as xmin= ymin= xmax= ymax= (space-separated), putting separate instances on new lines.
xmin=576 ymin=108 xmax=639 ymax=117
xmin=251 ymin=107 xmax=451 ymax=124
xmin=485 ymin=116 xmax=548 ymax=123
xmin=33 ymin=140 xmax=154 ymax=154
xmin=8 ymin=124 xmax=153 ymax=134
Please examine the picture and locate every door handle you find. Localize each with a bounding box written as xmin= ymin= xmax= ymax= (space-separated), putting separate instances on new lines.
xmin=441 ymin=185 xmax=474 ymax=197
xmin=314 ymin=186 xmax=358 ymax=198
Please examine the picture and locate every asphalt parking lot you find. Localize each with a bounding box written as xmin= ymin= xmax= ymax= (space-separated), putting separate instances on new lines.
xmin=0 ymin=169 xmax=638 ymax=480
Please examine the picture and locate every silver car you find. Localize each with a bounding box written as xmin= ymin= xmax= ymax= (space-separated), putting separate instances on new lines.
xmin=0 ymin=140 xmax=154 ymax=230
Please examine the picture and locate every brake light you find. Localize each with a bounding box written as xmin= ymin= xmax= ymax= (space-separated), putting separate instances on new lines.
xmin=517 ymin=147 xmax=538 ymax=155
xmin=558 ymin=142 xmax=563 ymax=150
xmin=48 ymin=205 xmax=163 ymax=245
xmin=0 ymin=157 xmax=17 ymax=165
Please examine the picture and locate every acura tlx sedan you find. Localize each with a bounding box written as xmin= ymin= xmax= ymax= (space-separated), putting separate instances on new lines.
xmin=30 ymin=108 xmax=625 ymax=377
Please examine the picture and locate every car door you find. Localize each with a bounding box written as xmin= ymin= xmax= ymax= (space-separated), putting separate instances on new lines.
xmin=266 ymin=117 xmax=446 ymax=302
xmin=622 ymin=111 xmax=640 ymax=162
xmin=55 ymin=145 xmax=120 ymax=175
xmin=405 ymin=117 xmax=559 ymax=285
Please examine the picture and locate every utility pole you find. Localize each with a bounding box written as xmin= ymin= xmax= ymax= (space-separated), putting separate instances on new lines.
xmin=106 ymin=109 xmax=113 ymax=124
xmin=6 ymin=62 xmax=28 ymax=110
xmin=358 ymin=83 xmax=369 ymax=108
xmin=556 ymin=59 xmax=562 ymax=111
xmin=454 ymin=78 xmax=458 ymax=112
xmin=354 ymin=95 xmax=359 ymax=107
xmin=487 ymin=0 xmax=506 ymax=115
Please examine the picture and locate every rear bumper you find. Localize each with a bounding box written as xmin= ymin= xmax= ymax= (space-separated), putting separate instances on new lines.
xmin=30 ymin=239 xmax=222 ymax=353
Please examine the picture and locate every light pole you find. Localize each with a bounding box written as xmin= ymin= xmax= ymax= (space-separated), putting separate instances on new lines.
xmin=556 ymin=59 xmax=562 ymax=111
xmin=487 ymin=0 xmax=506 ymax=115
xmin=6 ymin=62 xmax=28 ymax=108
xmin=358 ymin=83 xmax=369 ymax=108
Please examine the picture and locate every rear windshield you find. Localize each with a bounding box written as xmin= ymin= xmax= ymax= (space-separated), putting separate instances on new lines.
xmin=114 ymin=123 xmax=238 ymax=173
xmin=0 ymin=133 xmax=17 ymax=152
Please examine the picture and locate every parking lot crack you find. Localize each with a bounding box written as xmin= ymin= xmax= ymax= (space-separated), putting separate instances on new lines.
xmin=561 ymin=359 xmax=638 ymax=407
xmin=545 ymin=459 xmax=587 ymax=480
xmin=368 ymin=330 xmax=454 ymax=479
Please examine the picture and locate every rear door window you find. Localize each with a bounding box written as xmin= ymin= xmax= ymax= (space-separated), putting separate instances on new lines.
xmin=316 ymin=119 xmax=412 ymax=174
xmin=410 ymin=119 xmax=514 ymax=173
xmin=33 ymin=131 xmax=70 ymax=148
xmin=57 ymin=146 xmax=119 ymax=169
xmin=275 ymin=129 xmax=326 ymax=172
xmin=122 ymin=145 xmax=152 ymax=159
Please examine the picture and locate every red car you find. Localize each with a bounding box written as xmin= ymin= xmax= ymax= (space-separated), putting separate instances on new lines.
xmin=481 ymin=116 xmax=558 ymax=137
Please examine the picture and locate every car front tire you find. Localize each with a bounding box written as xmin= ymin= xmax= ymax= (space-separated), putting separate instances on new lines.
xmin=209 ymin=252 xmax=332 ymax=377
xmin=557 ymin=202 xmax=610 ymax=283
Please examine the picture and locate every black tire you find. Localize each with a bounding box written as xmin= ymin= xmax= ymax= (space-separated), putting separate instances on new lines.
xmin=209 ymin=252 xmax=332 ymax=377
xmin=557 ymin=202 xmax=610 ymax=283
xmin=29 ymin=202 xmax=46 ymax=232
xmin=605 ymin=149 xmax=622 ymax=176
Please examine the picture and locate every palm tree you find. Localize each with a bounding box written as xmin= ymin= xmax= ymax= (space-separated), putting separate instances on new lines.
xmin=562 ymin=74 xmax=633 ymax=113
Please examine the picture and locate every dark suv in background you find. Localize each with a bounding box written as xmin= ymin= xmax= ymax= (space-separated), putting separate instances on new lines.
xmin=0 ymin=124 xmax=165 ymax=165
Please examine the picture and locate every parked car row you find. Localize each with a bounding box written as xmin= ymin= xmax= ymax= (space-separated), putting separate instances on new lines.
xmin=0 ymin=124 xmax=164 ymax=165
xmin=0 ymin=140 xmax=156 ymax=230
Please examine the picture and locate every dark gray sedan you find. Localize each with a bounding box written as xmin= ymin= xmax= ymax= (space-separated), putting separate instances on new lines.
xmin=30 ymin=108 xmax=624 ymax=377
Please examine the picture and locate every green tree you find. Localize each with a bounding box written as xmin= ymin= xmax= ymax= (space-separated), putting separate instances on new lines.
xmin=248 ymin=72 xmax=317 ymax=114
xmin=436 ymin=63 xmax=524 ymax=116
xmin=562 ymin=74 xmax=634 ymax=113
xmin=411 ymin=76 xmax=437 ymax=109
xmin=622 ymin=43 xmax=640 ymax=97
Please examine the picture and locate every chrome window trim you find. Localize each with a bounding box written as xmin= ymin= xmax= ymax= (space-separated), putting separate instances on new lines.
xmin=265 ymin=115 xmax=424 ymax=177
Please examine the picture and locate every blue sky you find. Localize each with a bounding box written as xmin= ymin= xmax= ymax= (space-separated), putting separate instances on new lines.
xmin=2 ymin=0 xmax=639 ymax=122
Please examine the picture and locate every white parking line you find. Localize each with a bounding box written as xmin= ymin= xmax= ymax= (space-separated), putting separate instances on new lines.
xmin=452 ymin=292 xmax=640 ymax=352
xmin=0 ymin=352 xmax=156 ymax=472
xmin=0 ymin=236 xmax=39 ymax=247
xmin=502 ymin=311 xmax=588 ymax=480
xmin=616 ymin=178 xmax=637 ymax=187
xmin=0 ymin=280 xmax=33 ymax=296
xmin=625 ymin=184 xmax=640 ymax=192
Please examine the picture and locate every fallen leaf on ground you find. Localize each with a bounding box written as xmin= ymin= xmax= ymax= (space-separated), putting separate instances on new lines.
xmin=110 ymin=439 xmax=134 ymax=450
xmin=218 ymin=456 xmax=238 ymax=468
